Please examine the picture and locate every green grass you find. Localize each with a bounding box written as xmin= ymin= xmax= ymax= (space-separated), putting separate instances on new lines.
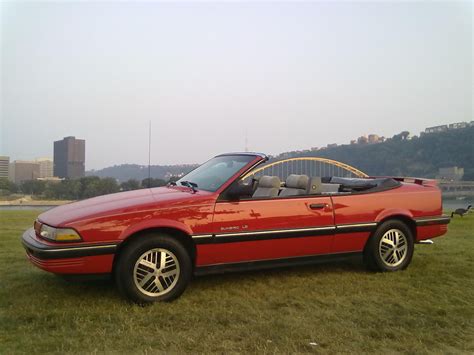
xmin=0 ymin=210 xmax=473 ymax=354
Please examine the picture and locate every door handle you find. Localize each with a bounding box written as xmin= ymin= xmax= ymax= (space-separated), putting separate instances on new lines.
xmin=309 ymin=203 xmax=328 ymax=210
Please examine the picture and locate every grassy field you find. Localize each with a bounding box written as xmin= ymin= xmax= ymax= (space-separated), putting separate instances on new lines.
xmin=0 ymin=210 xmax=473 ymax=354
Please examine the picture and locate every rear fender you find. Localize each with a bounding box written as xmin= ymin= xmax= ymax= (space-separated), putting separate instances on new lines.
xmin=375 ymin=209 xmax=414 ymax=223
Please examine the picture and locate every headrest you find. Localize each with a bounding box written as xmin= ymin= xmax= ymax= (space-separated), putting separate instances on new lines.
xmin=258 ymin=175 xmax=281 ymax=188
xmin=308 ymin=177 xmax=322 ymax=194
xmin=286 ymin=174 xmax=309 ymax=189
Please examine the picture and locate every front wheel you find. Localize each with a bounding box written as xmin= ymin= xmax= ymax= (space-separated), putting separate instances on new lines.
xmin=364 ymin=220 xmax=414 ymax=272
xmin=114 ymin=235 xmax=192 ymax=304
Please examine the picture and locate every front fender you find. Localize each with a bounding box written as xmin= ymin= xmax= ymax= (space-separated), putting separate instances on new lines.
xmin=118 ymin=218 xmax=193 ymax=241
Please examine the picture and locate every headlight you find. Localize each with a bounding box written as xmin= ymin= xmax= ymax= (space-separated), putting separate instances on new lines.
xmin=39 ymin=224 xmax=82 ymax=242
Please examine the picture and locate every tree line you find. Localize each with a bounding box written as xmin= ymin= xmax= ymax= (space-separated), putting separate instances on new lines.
xmin=88 ymin=164 xmax=197 ymax=182
xmin=0 ymin=176 xmax=178 ymax=200
xmin=274 ymin=126 xmax=474 ymax=180
xmin=87 ymin=126 xmax=474 ymax=183
xmin=2 ymin=126 xmax=472 ymax=200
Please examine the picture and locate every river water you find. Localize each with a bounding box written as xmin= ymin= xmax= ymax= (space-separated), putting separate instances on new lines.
xmin=442 ymin=198 xmax=473 ymax=211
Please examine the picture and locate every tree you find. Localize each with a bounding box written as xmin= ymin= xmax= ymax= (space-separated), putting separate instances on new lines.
xmin=0 ymin=178 xmax=18 ymax=195
xmin=97 ymin=177 xmax=120 ymax=195
xmin=20 ymin=180 xmax=46 ymax=195
xmin=44 ymin=180 xmax=81 ymax=200
xmin=120 ymin=179 xmax=141 ymax=191
xmin=78 ymin=176 xmax=101 ymax=198
xmin=141 ymin=178 xmax=166 ymax=188
xmin=392 ymin=131 xmax=410 ymax=141
xmin=400 ymin=131 xmax=410 ymax=140
xmin=168 ymin=176 xmax=180 ymax=183
xmin=80 ymin=176 xmax=119 ymax=198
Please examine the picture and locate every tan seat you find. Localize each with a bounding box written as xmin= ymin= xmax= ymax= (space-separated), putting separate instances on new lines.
xmin=279 ymin=174 xmax=309 ymax=197
xmin=252 ymin=176 xmax=281 ymax=198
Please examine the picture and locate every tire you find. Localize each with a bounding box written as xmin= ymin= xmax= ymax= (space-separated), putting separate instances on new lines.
xmin=114 ymin=234 xmax=192 ymax=304
xmin=363 ymin=220 xmax=414 ymax=272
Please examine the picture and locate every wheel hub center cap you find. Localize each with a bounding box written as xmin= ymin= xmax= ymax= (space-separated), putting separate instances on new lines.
xmin=379 ymin=228 xmax=408 ymax=268
xmin=133 ymin=248 xmax=181 ymax=297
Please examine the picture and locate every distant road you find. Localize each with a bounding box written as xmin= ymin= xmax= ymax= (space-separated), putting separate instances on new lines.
xmin=0 ymin=195 xmax=72 ymax=206
xmin=439 ymin=181 xmax=474 ymax=199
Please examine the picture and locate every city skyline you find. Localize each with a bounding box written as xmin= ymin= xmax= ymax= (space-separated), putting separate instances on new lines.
xmin=2 ymin=120 xmax=473 ymax=171
xmin=1 ymin=1 xmax=472 ymax=169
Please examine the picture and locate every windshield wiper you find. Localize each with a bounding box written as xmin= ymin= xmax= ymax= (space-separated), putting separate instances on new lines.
xmin=180 ymin=181 xmax=198 ymax=193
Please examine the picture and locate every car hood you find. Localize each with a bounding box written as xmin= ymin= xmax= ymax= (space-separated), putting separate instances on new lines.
xmin=38 ymin=186 xmax=214 ymax=227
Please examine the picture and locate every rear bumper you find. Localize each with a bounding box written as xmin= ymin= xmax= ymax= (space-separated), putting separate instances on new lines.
xmin=414 ymin=215 xmax=450 ymax=241
xmin=21 ymin=228 xmax=118 ymax=274
xmin=414 ymin=216 xmax=451 ymax=227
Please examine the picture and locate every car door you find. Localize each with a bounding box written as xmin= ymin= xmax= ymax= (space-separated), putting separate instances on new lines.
xmin=207 ymin=195 xmax=335 ymax=265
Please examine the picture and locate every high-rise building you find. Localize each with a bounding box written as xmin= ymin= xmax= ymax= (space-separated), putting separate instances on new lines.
xmin=10 ymin=160 xmax=40 ymax=184
xmin=36 ymin=158 xmax=54 ymax=178
xmin=0 ymin=156 xmax=9 ymax=179
xmin=54 ymin=136 xmax=85 ymax=179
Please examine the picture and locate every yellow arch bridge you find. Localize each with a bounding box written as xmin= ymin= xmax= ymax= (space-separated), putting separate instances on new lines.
xmin=244 ymin=157 xmax=368 ymax=180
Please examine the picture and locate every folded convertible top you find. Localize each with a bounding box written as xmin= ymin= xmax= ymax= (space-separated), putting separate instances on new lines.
xmin=329 ymin=177 xmax=401 ymax=192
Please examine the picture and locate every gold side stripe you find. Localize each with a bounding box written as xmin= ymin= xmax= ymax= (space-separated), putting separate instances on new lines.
xmin=191 ymin=234 xmax=214 ymax=239
xmin=336 ymin=223 xmax=378 ymax=229
xmin=191 ymin=222 xmax=379 ymax=239
xmin=40 ymin=244 xmax=118 ymax=253
xmin=214 ymin=226 xmax=336 ymax=238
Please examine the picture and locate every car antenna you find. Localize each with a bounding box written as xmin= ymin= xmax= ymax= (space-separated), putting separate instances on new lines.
xmin=148 ymin=120 xmax=151 ymax=188
xmin=245 ymin=128 xmax=249 ymax=152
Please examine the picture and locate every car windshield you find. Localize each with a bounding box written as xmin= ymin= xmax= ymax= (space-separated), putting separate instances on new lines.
xmin=176 ymin=155 xmax=256 ymax=192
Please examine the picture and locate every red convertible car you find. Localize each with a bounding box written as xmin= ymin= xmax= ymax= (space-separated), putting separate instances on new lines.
xmin=22 ymin=153 xmax=449 ymax=303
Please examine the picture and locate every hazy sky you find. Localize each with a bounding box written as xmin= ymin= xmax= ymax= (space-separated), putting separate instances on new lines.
xmin=1 ymin=1 xmax=472 ymax=170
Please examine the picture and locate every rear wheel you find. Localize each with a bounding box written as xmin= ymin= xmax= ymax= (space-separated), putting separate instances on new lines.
xmin=364 ymin=220 xmax=414 ymax=272
xmin=114 ymin=234 xmax=192 ymax=304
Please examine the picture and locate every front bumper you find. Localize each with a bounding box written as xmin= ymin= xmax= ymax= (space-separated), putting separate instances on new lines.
xmin=21 ymin=228 xmax=118 ymax=274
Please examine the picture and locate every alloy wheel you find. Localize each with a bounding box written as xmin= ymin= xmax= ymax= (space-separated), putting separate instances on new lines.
xmin=378 ymin=228 xmax=408 ymax=267
xmin=133 ymin=248 xmax=180 ymax=297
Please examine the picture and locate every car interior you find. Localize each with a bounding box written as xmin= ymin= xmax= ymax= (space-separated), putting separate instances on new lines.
xmin=246 ymin=174 xmax=400 ymax=199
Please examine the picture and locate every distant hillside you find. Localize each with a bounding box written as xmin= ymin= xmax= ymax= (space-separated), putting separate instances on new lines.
xmin=274 ymin=126 xmax=474 ymax=180
xmin=87 ymin=164 xmax=197 ymax=182
xmin=88 ymin=126 xmax=474 ymax=182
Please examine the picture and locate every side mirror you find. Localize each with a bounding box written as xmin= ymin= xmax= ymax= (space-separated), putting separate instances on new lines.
xmin=226 ymin=183 xmax=253 ymax=201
